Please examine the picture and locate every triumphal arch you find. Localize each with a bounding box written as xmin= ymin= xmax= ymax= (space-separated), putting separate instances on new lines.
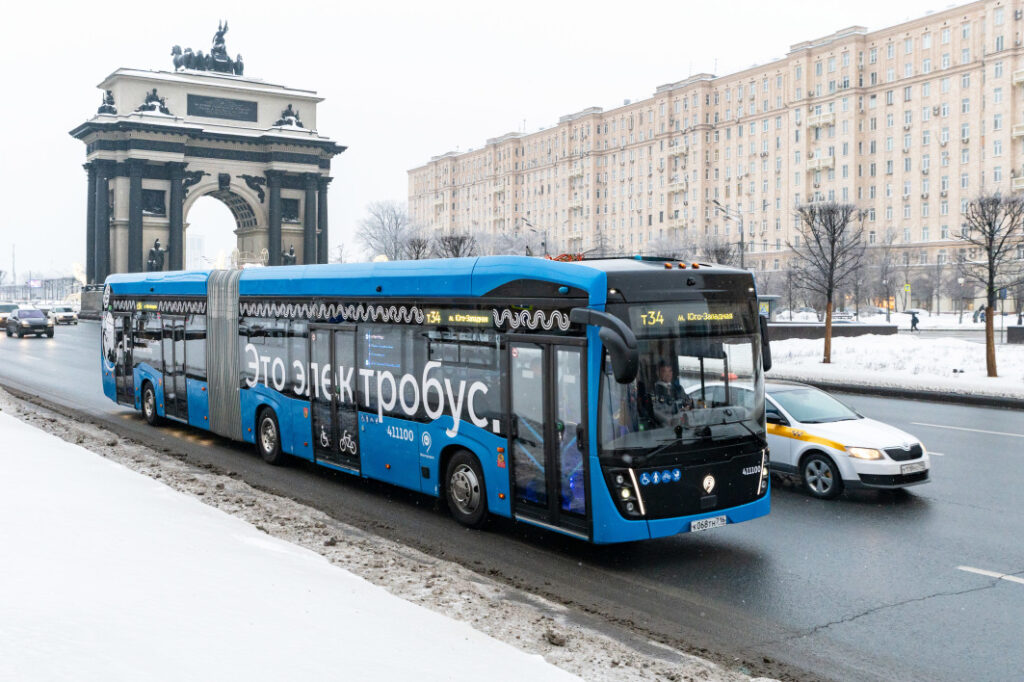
xmin=71 ymin=22 xmax=345 ymax=283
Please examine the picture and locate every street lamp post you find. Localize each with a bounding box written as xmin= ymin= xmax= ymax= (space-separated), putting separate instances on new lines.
xmin=712 ymin=200 xmax=745 ymax=269
xmin=523 ymin=218 xmax=548 ymax=256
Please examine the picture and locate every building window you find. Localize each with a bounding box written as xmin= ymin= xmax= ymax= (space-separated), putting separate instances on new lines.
xmin=994 ymin=140 xmax=1003 ymax=157
xmin=994 ymin=166 xmax=1003 ymax=182
xmin=994 ymin=62 xmax=1004 ymax=78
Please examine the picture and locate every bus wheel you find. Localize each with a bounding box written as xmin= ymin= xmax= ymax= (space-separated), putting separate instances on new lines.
xmin=801 ymin=452 xmax=843 ymax=500
xmin=256 ymin=408 xmax=285 ymax=465
xmin=445 ymin=450 xmax=488 ymax=528
xmin=142 ymin=382 xmax=161 ymax=426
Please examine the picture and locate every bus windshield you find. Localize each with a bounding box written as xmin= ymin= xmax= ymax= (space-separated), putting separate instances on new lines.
xmin=600 ymin=300 xmax=764 ymax=462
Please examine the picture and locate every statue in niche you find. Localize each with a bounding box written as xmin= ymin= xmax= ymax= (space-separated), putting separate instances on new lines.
xmin=281 ymin=245 xmax=297 ymax=265
xmin=274 ymin=104 xmax=303 ymax=128
xmin=137 ymin=88 xmax=171 ymax=115
xmin=147 ymin=239 xmax=167 ymax=272
xmin=97 ymin=90 xmax=117 ymax=115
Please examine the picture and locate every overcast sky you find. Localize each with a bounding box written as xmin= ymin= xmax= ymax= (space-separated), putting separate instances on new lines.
xmin=0 ymin=0 xmax=954 ymax=281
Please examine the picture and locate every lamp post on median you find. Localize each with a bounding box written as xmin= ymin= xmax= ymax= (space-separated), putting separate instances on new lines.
xmin=711 ymin=199 xmax=745 ymax=269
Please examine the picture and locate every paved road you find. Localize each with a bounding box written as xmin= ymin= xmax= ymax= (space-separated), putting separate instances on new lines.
xmin=3 ymin=322 xmax=1023 ymax=682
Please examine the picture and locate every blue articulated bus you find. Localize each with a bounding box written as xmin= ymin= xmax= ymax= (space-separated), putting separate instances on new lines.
xmin=100 ymin=256 xmax=771 ymax=543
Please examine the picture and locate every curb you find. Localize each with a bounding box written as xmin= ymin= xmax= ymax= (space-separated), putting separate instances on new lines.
xmin=769 ymin=374 xmax=1024 ymax=410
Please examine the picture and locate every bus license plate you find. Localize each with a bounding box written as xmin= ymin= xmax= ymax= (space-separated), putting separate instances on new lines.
xmin=901 ymin=462 xmax=927 ymax=475
xmin=690 ymin=516 xmax=727 ymax=533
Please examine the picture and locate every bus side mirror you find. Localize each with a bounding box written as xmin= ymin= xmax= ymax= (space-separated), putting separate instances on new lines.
xmin=570 ymin=308 xmax=639 ymax=384
xmin=759 ymin=314 xmax=772 ymax=372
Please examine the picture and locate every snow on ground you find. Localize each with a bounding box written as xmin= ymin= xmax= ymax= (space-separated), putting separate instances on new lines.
xmin=767 ymin=334 xmax=1024 ymax=399
xmin=0 ymin=390 xmax=775 ymax=682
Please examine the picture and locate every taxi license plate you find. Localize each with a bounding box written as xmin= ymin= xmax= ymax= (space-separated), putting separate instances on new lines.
xmin=690 ymin=516 xmax=727 ymax=533
xmin=901 ymin=462 xmax=927 ymax=475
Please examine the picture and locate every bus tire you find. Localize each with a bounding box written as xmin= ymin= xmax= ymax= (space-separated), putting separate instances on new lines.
xmin=256 ymin=408 xmax=285 ymax=465
xmin=801 ymin=451 xmax=843 ymax=500
xmin=445 ymin=450 xmax=488 ymax=529
xmin=142 ymin=382 xmax=161 ymax=426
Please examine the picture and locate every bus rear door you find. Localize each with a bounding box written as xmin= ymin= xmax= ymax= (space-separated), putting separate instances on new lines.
xmin=507 ymin=337 xmax=589 ymax=540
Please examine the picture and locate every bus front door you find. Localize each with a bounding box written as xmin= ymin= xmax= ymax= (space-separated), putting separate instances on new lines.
xmin=508 ymin=338 xmax=589 ymax=539
xmin=309 ymin=326 xmax=360 ymax=472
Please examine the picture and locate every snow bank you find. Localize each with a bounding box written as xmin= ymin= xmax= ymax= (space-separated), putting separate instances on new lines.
xmin=768 ymin=334 xmax=1024 ymax=399
xmin=0 ymin=411 xmax=577 ymax=682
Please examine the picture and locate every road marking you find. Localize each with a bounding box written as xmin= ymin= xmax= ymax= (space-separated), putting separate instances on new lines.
xmin=928 ymin=452 xmax=944 ymax=456
xmin=957 ymin=566 xmax=1024 ymax=585
xmin=911 ymin=422 xmax=1024 ymax=439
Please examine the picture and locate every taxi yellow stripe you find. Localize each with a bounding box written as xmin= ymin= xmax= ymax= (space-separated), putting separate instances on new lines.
xmin=767 ymin=423 xmax=846 ymax=451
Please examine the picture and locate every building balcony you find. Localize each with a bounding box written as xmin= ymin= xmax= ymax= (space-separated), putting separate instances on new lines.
xmin=806 ymin=156 xmax=835 ymax=171
xmin=433 ymin=196 xmax=445 ymax=206
xmin=807 ymin=112 xmax=836 ymax=127
xmin=1013 ymin=69 xmax=1024 ymax=86
xmin=1012 ymin=123 xmax=1024 ymax=138
xmin=667 ymin=180 xmax=687 ymax=192
xmin=1013 ymin=176 xmax=1024 ymax=192
xmin=668 ymin=146 xmax=687 ymax=157
xmin=569 ymin=167 xmax=584 ymax=178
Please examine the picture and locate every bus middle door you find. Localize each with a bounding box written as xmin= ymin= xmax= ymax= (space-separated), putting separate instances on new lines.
xmin=309 ymin=326 xmax=360 ymax=473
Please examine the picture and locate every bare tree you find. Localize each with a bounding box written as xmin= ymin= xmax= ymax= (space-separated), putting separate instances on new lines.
xmin=644 ymin=236 xmax=689 ymax=260
xmin=403 ymin=223 xmax=433 ymax=260
xmin=433 ymin=232 xmax=478 ymax=259
xmin=869 ymin=228 xmax=899 ymax=321
xmin=356 ymin=200 xmax=410 ymax=261
xmin=958 ymin=192 xmax=1024 ymax=377
xmin=698 ymin=233 xmax=737 ymax=266
xmin=789 ymin=202 xmax=867 ymax=363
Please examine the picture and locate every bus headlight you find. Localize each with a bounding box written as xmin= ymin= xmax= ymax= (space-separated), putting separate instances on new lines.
xmin=846 ymin=447 xmax=883 ymax=460
xmin=605 ymin=468 xmax=645 ymax=518
xmin=758 ymin=448 xmax=769 ymax=494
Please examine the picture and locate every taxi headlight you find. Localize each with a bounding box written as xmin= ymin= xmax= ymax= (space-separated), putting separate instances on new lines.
xmin=21 ymin=321 xmax=30 ymax=327
xmin=46 ymin=319 xmax=54 ymax=326
xmin=846 ymin=446 xmax=883 ymax=460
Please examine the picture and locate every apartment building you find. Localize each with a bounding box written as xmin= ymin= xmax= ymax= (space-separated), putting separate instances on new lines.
xmin=409 ymin=0 xmax=1024 ymax=281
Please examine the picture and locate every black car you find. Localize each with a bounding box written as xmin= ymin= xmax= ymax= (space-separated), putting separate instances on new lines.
xmin=5 ymin=308 xmax=53 ymax=338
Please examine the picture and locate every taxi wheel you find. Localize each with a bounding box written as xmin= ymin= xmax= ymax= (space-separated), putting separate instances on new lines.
xmin=801 ymin=452 xmax=843 ymax=500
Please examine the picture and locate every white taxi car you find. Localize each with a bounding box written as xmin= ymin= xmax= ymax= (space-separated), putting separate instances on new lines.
xmin=686 ymin=381 xmax=930 ymax=499
xmin=763 ymin=382 xmax=930 ymax=499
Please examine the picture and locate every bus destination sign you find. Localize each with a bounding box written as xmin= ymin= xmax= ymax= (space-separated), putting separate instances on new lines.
xmin=425 ymin=309 xmax=492 ymax=327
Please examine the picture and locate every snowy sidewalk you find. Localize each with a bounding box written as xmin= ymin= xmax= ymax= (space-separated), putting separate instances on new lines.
xmin=0 ymin=410 xmax=577 ymax=682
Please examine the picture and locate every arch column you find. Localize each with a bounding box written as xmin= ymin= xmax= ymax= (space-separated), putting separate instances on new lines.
xmin=267 ymin=170 xmax=284 ymax=266
xmin=84 ymin=163 xmax=97 ymax=283
xmin=303 ymin=173 xmax=318 ymax=264
xmin=94 ymin=160 xmax=114 ymax=283
xmin=317 ymin=176 xmax=331 ymax=264
xmin=167 ymin=162 xmax=185 ymax=271
xmin=127 ymin=159 xmax=146 ymax=272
